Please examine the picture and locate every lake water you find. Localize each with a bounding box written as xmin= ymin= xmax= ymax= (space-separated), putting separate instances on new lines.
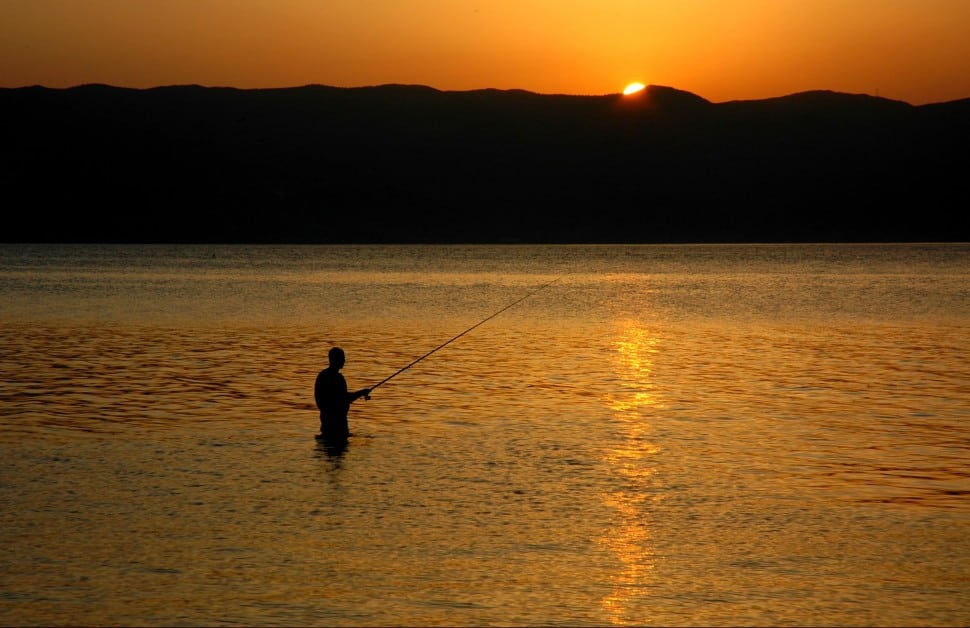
xmin=1 ymin=243 xmax=968 ymax=626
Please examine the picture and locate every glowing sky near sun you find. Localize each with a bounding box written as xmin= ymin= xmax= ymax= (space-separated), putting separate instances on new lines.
xmin=2 ymin=0 xmax=969 ymax=104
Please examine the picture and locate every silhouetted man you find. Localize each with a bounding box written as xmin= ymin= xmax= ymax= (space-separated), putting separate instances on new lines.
xmin=314 ymin=347 xmax=371 ymax=441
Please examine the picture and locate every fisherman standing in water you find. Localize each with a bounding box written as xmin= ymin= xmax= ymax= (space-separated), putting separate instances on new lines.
xmin=315 ymin=347 xmax=371 ymax=441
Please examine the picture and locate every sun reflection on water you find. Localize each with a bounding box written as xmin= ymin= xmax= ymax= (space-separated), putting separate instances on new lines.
xmin=599 ymin=322 xmax=663 ymax=624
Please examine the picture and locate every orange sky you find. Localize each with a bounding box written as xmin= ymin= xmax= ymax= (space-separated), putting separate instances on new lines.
xmin=3 ymin=0 xmax=969 ymax=104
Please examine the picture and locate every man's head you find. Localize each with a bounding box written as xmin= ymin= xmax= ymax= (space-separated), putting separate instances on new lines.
xmin=328 ymin=347 xmax=346 ymax=369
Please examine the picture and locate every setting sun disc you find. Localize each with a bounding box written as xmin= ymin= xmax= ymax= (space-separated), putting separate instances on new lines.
xmin=623 ymin=82 xmax=646 ymax=96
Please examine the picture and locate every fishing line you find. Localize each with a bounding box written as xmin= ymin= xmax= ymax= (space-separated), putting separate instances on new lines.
xmin=366 ymin=276 xmax=561 ymax=396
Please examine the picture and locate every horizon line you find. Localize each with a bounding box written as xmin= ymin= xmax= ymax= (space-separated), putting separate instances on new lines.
xmin=7 ymin=81 xmax=966 ymax=106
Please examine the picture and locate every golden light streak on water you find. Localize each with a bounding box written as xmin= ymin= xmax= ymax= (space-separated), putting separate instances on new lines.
xmin=600 ymin=322 xmax=663 ymax=624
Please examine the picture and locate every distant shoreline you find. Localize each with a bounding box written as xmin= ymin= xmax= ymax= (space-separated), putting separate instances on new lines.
xmin=4 ymin=84 xmax=967 ymax=244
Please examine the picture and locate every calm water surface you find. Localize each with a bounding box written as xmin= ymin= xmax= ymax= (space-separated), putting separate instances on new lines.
xmin=1 ymin=243 xmax=968 ymax=626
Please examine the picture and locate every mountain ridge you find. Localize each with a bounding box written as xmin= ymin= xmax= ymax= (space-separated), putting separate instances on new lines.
xmin=2 ymin=83 xmax=967 ymax=243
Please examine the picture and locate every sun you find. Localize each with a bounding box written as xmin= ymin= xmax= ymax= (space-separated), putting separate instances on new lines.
xmin=623 ymin=82 xmax=646 ymax=96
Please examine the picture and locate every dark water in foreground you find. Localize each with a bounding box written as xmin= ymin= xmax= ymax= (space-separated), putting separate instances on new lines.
xmin=1 ymin=243 xmax=968 ymax=626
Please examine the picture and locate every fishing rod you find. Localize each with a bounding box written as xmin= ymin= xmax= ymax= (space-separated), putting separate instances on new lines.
xmin=366 ymin=277 xmax=560 ymax=397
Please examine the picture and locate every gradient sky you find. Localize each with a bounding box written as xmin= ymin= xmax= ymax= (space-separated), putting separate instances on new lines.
xmin=3 ymin=0 xmax=969 ymax=104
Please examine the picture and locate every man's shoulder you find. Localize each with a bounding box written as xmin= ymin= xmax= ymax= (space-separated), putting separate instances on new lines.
xmin=316 ymin=368 xmax=344 ymax=383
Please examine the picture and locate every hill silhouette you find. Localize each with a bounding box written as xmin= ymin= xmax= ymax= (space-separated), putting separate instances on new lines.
xmin=2 ymin=83 xmax=967 ymax=243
